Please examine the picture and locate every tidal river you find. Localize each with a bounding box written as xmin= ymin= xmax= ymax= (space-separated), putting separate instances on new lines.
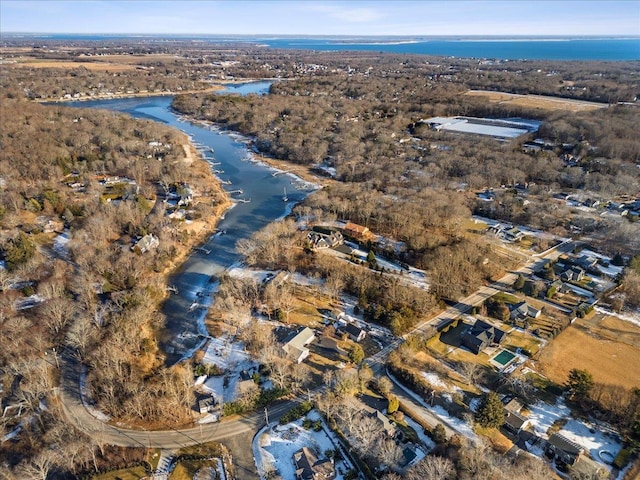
xmin=68 ymin=82 xmax=315 ymax=364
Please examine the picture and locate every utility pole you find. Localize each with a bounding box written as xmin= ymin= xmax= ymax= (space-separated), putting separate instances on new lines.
xmin=52 ymin=347 xmax=59 ymax=369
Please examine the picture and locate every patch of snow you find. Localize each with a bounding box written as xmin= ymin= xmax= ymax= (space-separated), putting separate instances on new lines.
xmin=429 ymin=405 xmax=477 ymax=439
xmin=559 ymin=419 xmax=622 ymax=469
xmin=403 ymin=416 xmax=435 ymax=452
xmin=525 ymin=399 xmax=570 ymax=437
xmin=53 ymin=230 xmax=71 ymax=258
xmin=421 ymin=372 xmax=451 ymax=391
xmin=2 ymin=426 xmax=22 ymax=443
xmin=595 ymin=306 xmax=640 ymax=328
xmin=14 ymin=294 xmax=46 ymax=310
xmin=227 ymin=265 xmax=274 ymax=284
xmin=254 ymin=412 xmax=351 ymax=480
xmin=79 ymin=367 xmax=111 ymax=422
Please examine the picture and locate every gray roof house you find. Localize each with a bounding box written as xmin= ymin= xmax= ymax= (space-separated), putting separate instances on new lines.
xmin=510 ymin=301 xmax=541 ymax=321
xmin=344 ymin=323 xmax=366 ymax=342
xmin=546 ymin=432 xmax=583 ymax=466
xmin=293 ymin=447 xmax=335 ymax=480
xmin=462 ymin=319 xmax=506 ymax=355
xmin=362 ymin=405 xmax=397 ymax=437
xmin=132 ymin=234 xmax=159 ymax=254
xmin=283 ymin=327 xmax=316 ymax=363
xmin=561 ymin=266 xmax=585 ymax=282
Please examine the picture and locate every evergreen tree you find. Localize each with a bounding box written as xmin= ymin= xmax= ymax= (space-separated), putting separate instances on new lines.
xmin=432 ymin=423 xmax=448 ymax=444
xmin=475 ymin=392 xmax=505 ymax=428
xmin=514 ymin=274 xmax=525 ymax=290
xmin=566 ymin=368 xmax=594 ymax=400
xmin=349 ymin=344 xmax=365 ymax=365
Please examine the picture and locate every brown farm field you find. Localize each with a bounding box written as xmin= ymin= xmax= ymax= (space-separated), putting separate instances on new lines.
xmin=465 ymin=89 xmax=608 ymax=112
xmin=537 ymin=314 xmax=640 ymax=390
xmin=11 ymin=59 xmax=138 ymax=71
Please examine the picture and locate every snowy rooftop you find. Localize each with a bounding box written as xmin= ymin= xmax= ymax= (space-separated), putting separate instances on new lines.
xmin=421 ymin=116 xmax=541 ymax=139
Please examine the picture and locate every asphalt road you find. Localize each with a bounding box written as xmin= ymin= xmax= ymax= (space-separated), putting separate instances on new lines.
xmin=407 ymin=240 xmax=575 ymax=338
xmin=55 ymin=239 xmax=575 ymax=475
xmin=58 ymin=350 xmax=298 ymax=449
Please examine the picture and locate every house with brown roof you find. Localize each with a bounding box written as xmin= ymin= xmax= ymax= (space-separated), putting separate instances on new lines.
xmin=344 ymin=222 xmax=371 ymax=240
xmin=293 ymin=447 xmax=335 ymax=480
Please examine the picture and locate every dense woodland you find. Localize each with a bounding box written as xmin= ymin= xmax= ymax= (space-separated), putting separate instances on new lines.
xmin=0 ymin=82 xmax=227 ymax=475
xmin=1 ymin=39 xmax=639 ymax=477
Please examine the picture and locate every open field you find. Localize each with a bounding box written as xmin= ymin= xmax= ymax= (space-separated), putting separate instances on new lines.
xmin=11 ymin=59 xmax=139 ymax=71
xmin=537 ymin=314 xmax=640 ymax=390
xmin=465 ymin=89 xmax=608 ymax=112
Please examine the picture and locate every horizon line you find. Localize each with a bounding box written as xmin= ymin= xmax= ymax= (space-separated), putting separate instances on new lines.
xmin=2 ymin=32 xmax=640 ymax=38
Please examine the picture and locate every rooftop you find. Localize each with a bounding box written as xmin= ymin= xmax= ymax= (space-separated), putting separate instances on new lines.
xmin=421 ymin=116 xmax=541 ymax=139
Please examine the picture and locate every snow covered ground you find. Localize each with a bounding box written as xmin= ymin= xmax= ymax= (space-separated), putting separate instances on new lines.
xmin=253 ymin=411 xmax=353 ymax=480
xmin=595 ymin=305 xmax=640 ymax=329
xmin=227 ymin=264 xmax=274 ymax=284
xmin=403 ymin=416 xmax=435 ymax=453
xmin=53 ymin=230 xmax=71 ymax=259
xmin=201 ymin=336 xmax=257 ymax=403
xmin=421 ymin=372 xmax=460 ymax=394
xmin=79 ymin=367 xmax=111 ymax=422
xmin=344 ymin=241 xmax=430 ymax=291
xmin=525 ymin=399 xmax=570 ymax=437
xmin=559 ymin=419 xmax=622 ymax=469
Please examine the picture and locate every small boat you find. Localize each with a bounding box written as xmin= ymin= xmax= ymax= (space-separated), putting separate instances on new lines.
xmin=283 ymin=187 xmax=288 ymax=202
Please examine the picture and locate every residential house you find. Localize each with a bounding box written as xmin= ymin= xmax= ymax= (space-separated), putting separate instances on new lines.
xmin=196 ymin=394 xmax=216 ymax=414
xmin=546 ymin=432 xmax=583 ymax=466
xmin=132 ymin=234 xmax=159 ymax=254
xmin=576 ymin=254 xmax=598 ymax=270
xmin=344 ymin=323 xmax=366 ymax=342
xmin=293 ymin=447 xmax=335 ymax=480
xmin=462 ymin=319 xmax=506 ymax=355
xmin=362 ymin=405 xmax=397 ymax=437
xmin=307 ymin=230 xmax=343 ymax=250
xmin=561 ymin=266 xmax=585 ymax=282
xmin=504 ymin=411 xmax=531 ymax=435
xmin=282 ymin=327 xmax=316 ymax=363
xmin=509 ymin=301 xmax=541 ymax=322
xmin=344 ymin=221 xmax=371 ymax=240
xmin=487 ymin=224 xmax=524 ymax=242
xmin=503 ymin=226 xmax=525 ymax=242
xmin=502 ymin=397 xmax=531 ymax=435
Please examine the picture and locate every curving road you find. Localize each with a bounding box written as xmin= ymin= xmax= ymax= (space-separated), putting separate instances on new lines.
xmin=57 ymin=241 xmax=575 ymax=452
xmin=58 ymin=350 xmax=298 ymax=449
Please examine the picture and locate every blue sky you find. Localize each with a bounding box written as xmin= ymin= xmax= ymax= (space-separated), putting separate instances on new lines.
xmin=1 ymin=1 xmax=639 ymax=36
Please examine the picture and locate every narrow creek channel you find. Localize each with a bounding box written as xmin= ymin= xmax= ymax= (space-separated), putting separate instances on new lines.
xmin=67 ymin=82 xmax=316 ymax=364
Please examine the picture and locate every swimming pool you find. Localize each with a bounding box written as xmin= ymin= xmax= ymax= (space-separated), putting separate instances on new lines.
xmin=493 ymin=350 xmax=516 ymax=366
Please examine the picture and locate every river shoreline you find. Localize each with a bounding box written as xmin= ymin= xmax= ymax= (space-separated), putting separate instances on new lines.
xmin=34 ymin=78 xmax=285 ymax=104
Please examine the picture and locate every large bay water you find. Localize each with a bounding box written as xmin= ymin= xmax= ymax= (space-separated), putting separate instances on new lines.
xmin=67 ymin=84 xmax=313 ymax=363
xmin=36 ymin=34 xmax=640 ymax=61
xmin=260 ymin=37 xmax=640 ymax=61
